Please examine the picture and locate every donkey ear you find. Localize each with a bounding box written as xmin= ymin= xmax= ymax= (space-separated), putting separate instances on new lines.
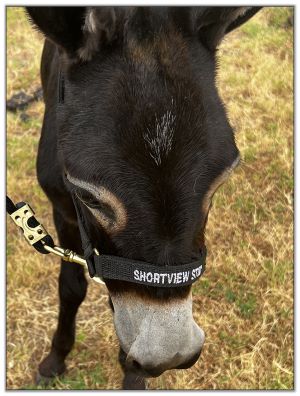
xmin=26 ymin=7 xmax=86 ymax=56
xmin=194 ymin=7 xmax=262 ymax=51
xmin=26 ymin=6 xmax=116 ymax=61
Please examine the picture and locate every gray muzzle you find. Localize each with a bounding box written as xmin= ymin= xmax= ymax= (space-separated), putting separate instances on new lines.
xmin=110 ymin=292 xmax=205 ymax=377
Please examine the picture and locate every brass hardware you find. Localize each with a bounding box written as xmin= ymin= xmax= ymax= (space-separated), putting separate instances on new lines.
xmin=92 ymin=248 xmax=105 ymax=284
xmin=43 ymin=244 xmax=105 ymax=285
xmin=43 ymin=245 xmax=86 ymax=265
xmin=10 ymin=204 xmax=48 ymax=245
xmin=9 ymin=201 xmax=105 ymax=286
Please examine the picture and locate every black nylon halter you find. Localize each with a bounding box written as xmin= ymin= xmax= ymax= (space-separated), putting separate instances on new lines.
xmin=71 ymin=191 xmax=206 ymax=288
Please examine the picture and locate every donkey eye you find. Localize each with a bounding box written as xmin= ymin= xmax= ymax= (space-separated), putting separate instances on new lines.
xmin=76 ymin=191 xmax=116 ymax=221
xmin=76 ymin=191 xmax=100 ymax=209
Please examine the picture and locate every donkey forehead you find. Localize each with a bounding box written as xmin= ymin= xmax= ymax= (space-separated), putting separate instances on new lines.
xmin=62 ymin=81 xmax=238 ymax=197
xmin=61 ymin=7 xmax=239 ymax=191
xmin=62 ymin=59 xmax=236 ymax=179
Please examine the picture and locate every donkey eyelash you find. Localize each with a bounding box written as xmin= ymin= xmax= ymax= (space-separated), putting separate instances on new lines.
xmin=75 ymin=189 xmax=116 ymax=221
xmin=75 ymin=190 xmax=101 ymax=209
xmin=64 ymin=173 xmax=100 ymax=208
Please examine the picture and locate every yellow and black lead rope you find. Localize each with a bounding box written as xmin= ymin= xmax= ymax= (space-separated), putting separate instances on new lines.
xmin=6 ymin=195 xmax=105 ymax=285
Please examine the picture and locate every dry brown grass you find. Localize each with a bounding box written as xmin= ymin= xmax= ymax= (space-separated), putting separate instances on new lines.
xmin=6 ymin=7 xmax=293 ymax=390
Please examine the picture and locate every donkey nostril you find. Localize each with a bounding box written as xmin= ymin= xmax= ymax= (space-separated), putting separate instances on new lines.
xmin=132 ymin=360 xmax=142 ymax=371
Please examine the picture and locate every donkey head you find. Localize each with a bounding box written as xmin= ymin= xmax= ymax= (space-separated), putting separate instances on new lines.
xmin=27 ymin=6 xmax=261 ymax=378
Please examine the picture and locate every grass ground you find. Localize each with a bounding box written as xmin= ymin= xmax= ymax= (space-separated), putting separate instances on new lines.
xmin=6 ymin=7 xmax=293 ymax=390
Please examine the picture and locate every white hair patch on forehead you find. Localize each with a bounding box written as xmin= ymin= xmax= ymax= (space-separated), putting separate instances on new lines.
xmin=144 ymin=106 xmax=176 ymax=166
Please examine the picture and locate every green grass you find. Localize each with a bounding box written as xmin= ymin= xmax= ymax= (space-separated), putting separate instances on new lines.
xmin=25 ymin=365 xmax=106 ymax=390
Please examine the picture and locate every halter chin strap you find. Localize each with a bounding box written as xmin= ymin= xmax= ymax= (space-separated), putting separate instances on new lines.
xmin=72 ymin=192 xmax=207 ymax=288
